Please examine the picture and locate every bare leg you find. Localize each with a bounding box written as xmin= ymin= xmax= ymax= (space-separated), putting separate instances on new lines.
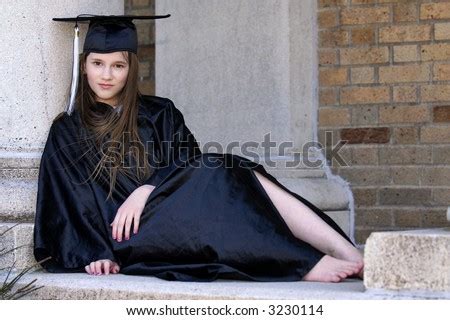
xmin=253 ymin=170 xmax=363 ymax=281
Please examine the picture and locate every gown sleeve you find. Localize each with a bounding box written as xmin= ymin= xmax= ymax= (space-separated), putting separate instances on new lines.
xmin=33 ymin=120 xmax=116 ymax=272
xmin=142 ymin=99 xmax=202 ymax=187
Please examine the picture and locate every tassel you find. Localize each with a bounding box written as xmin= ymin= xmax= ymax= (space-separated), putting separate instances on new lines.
xmin=66 ymin=24 xmax=80 ymax=116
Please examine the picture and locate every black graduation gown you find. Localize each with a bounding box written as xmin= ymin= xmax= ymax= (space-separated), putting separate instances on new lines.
xmin=33 ymin=95 xmax=354 ymax=282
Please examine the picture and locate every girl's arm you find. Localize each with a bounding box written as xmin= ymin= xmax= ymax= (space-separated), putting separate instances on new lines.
xmin=110 ymin=184 xmax=155 ymax=242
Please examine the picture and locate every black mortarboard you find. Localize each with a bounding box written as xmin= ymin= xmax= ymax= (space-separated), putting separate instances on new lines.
xmin=53 ymin=14 xmax=171 ymax=115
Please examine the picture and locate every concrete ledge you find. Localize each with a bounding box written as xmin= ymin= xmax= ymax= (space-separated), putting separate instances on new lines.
xmin=5 ymin=270 xmax=448 ymax=300
xmin=2 ymin=270 xmax=368 ymax=300
xmin=277 ymin=178 xmax=349 ymax=211
xmin=326 ymin=210 xmax=350 ymax=237
xmin=0 ymin=179 xmax=36 ymax=220
xmin=364 ymin=228 xmax=450 ymax=292
xmin=0 ymin=223 xmax=34 ymax=269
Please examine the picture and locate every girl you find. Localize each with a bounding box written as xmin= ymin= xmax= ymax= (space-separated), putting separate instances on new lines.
xmin=34 ymin=15 xmax=363 ymax=283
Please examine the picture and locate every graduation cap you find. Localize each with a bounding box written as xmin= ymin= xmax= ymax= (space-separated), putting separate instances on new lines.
xmin=53 ymin=14 xmax=171 ymax=115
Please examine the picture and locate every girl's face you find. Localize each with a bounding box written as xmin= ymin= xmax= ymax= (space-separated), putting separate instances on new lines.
xmin=84 ymin=52 xmax=129 ymax=106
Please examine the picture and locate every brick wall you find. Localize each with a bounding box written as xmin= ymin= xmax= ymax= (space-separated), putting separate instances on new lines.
xmin=125 ymin=0 xmax=155 ymax=95
xmin=318 ymin=0 xmax=450 ymax=244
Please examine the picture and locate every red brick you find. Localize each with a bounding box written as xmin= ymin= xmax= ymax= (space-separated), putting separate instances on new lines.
xmin=318 ymin=10 xmax=338 ymax=29
xmin=433 ymin=106 xmax=450 ymax=123
xmin=341 ymin=127 xmax=390 ymax=144
xmin=351 ymin=27 xmax=375 ymax=45
xmin=319 ymin=30 xmax=350 ymax=47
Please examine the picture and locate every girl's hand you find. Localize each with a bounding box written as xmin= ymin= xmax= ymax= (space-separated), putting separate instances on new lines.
xmin=110 ymin=184 xmax=155 ymax=242
xmin=85 ymin=259 xmax=120 ymax=275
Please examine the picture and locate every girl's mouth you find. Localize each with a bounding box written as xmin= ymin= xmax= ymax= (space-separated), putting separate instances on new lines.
xmin=99 ymin=84 xmax=113 ymax=89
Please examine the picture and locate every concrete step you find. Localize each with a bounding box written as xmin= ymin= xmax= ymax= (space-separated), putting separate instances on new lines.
xmin=364 ymin=227 xmax=450 ymax=297
xmin=3 ymin=264 xmax=447 ymax=299
xmin=3 ymin=229 xmax=449 ymax=300
xmin=0 ymin=270 xmax=367 ymax=299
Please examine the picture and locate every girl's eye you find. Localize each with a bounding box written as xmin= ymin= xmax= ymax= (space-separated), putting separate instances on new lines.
xmin=93 ymin=61 xmax=102 ymax=66
xmin=115 ymin=64 xmax=125 ymax=69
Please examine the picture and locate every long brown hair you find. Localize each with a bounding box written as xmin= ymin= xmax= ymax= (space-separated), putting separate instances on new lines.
xmin=70 ymin=51 xmax=152 ymax=200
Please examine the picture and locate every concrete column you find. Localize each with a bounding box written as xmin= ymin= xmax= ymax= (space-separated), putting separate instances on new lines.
xmin=154 ymin=0 xmax=354 ymax=240
xmin=0 ymin=0 xmax=123 ymax=153
xmin=155 ymin=0 xmax=318 ymax=158
xmin=0 ymin=0 xmax=123 ymax=269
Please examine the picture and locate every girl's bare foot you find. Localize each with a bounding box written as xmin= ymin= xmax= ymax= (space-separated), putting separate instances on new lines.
xmin=302 ymin=255 xmax=363 ymax=283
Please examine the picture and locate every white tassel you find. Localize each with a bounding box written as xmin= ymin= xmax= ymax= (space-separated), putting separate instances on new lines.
xmin=66 ymin=25 xmax=80 ymax=116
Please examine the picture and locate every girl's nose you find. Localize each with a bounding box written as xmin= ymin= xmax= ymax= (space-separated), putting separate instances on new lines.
xmin=101 ymin=67 xmax=113 ymax=79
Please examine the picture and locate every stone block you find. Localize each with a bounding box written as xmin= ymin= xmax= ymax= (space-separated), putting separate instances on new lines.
xmin=325 ymin=210 xmax=351 ymax=238
xmin=319 ymin=67 xmax=348 ymax=86
xmin=0 ymin=179 xmax=37 ymax=221
xmin=350 ymin=105 xmax=378 ymax=126
xmin=341 ymin=7 xmax=389 ymax=25
xmin=319 ymin=50 xmax=338 ymax=66
xmin=276 ymin=177 xmax=350 ymax=212
xmin=338 ymin=167 xmax=391 ymax=186
xmin=421 ymin=44 xmax=450 ymax=62
xmin=379 ymin=64 xmax=430 ymax=84
xmin=435 ymin=23 xmax=450 ymax=41
xmin=351 ymin=146 xmax=379 ymax=165
xmin=364 ymin=229 xmax=450 ymax=292
xmin=379 ymin=105 xmax=429 ymax=124
xmin=352 ymin=187 xmax=377 ymax=207
xmin=340 ymin=47 xmax=389 ymax=65
xmin=319 ymin=88 xmax=338 ymax=105
xmin=391 ymin=166 xmax=420 ymax=185
xmin=380 ymin=25 xmax=431 ymax=43
xmin=0 ymin=224 xmax=15 ymax=270
xmin=318 ymin=0 xmax=347 ymax=8
xmin=393 ymin=2 xmax=418 ymax=22
xmin=420 ymin=167 xmax=450 ymax=186
xmin=355 ymin=208 xmax=393 ymax=228
xmin=392 ymin=209 xmax=423 ymax=228
xmin=420 ymin=3 xmax=450 ymax=20
xmin=14 ymin=224 xmax=35 ymax=269
xmin=351 ymin=27 xmax=375 ymax=46
xmin=432 ymin=188 xmax=450 ymax=206
xmin=433 ymin=63 xmax=450 ymax=81
xmin=378 ymin=146 xmax=432 ymax=165
xmin=420 ymin=126 xmax=450 ymax=143
xmin=392 ymin=127 xmax=419 ymax=144
xmin=319 ymin=29 xmax=350 ymax=47
xmin=393 ymin=45 xmax=418 ymax=63
xmin=319 ymin=107 xmax=350 ymax=127
xmin=350 ymin=67 xmax=375 ymax=84
xmin=433 ymin=146 xmax=450 ymax=164
xmin=340 ymin=87 xmax=390 ymax=105
xmin=379 ymin=187 xmax=432 ymax=206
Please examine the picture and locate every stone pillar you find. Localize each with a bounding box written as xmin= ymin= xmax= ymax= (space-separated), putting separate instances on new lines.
xmin=0 ymin=0 xmax=123 ymax=269
xmin=155 ymin=0 xmax=318 ymax=157
xmin=155 ymin=0 xmax=354 ymax=239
